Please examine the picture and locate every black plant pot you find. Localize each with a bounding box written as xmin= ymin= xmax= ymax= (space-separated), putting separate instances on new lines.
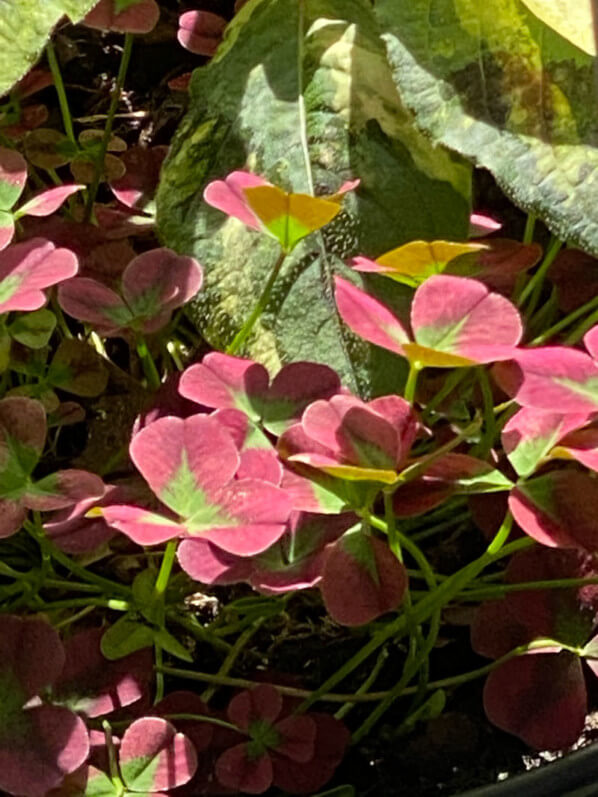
xmin=460 ymin=743 xmax=598 ymax=797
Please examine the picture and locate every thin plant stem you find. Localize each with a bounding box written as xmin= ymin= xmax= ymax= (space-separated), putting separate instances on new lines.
xmin=54 ymin=605 xmax=97 ymax=630
xmin=295 ymin=512 xmax=522 ymax=713
xmin=153 ymin=540 xmax=178 ymax=601
xmin=152 ymin=539 xmax=179 ymax=704
xmin=391 ymin=416 xmax=482 ymax=489
xmin=518 ymin=235 xmax=562 ymax=313
xmin=470 ymin=367 xmax=496 ymax=458
xmin=384 ymin=491 xmax=400 ymax=561
xmin=403 ymin=361 xmax=421 ymax=404
xmin=532 ymin=293 xmax=598 ymax=345
xmin=202 ymin=617 xmax=265 ymax=702
xmin=461 ymin=574 xmax=598 ymax=601
xmin=136 ymin=336 xmax=161 ymax=390
xmin=421 ymin=369 xmax=470 ymax=421
xmin=46 ymin=40 xmax=76 ymax=144
xmin=85 ymin=33 xmax=134 ymax=221
xmin=158 ymin=638 xmax=555 ymax=705
xmin=523 ymin=213 xmax=536 ymax=245
xmin=27 ymin=516 xmax=131 ymax=597
xmin=410 ymin=510 xmax=471 ymax=542
xmin=334 ymin=648 xmax=389 ymax=720
xmin=102 ymin=720 xmax=123 ymax=787
xmin=32 ymin=597 xmax=130 ymax=611
xmin=564 ymin=305 xmax=598 ymax=345
xmin=226 ymin=249 xmax=286 ymax=355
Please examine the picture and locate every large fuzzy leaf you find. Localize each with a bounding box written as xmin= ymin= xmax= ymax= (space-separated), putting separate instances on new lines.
xmin=375 ymin=0 xmax=598 ymax=254
xmin=156 ymin=0 xmax=471 ymax=395
xmin=0 ymin=0 xmax=99 ymax=99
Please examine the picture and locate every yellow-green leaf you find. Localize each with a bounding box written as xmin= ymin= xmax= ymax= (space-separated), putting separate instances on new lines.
xmin=520 ymin=0 xmax=596 ymax=55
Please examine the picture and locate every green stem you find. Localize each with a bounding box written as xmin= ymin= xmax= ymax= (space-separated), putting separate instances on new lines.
xmin=46 ymin=40 xmax=76 ymax=144
xmin=532 ymin=293 xmax=598 ymax=345
xmin=421 ymin=369 xmax=470 ymax=421
xmin=410 ymin=510 xmax=471 ymax=543
xmin=159 ymin=638 xmax=557 ymax=706
xmin=384 ymin=491 xmax=400 ymax=561
xmin=518 ymin=235 xmax=562 ymax=314
xmin=226 ymin=249 xmax=286 ymax=355
xmin=565 ymin=305 xmax=598 ymax=345
xmin=33 ymin=597 xmax=130 ymax=611
xmin=201 ymin=618 xmax=265 ymax=702
xmin=461 ymin=574 xmax=598 ymax=601
xmin=523 ymin=213 xmax=536 ymax=245
xmin=470 ymin=367 xmax=496 ymax=458
xmin=392 ymin=416 xmax=482 ymax=489
xmin=296 ymin=512 xmax=519 ymax=713
xmin=102 ymin=720 xmax=124 ymax=790
xmin=153 ymin=540 xmax=178 ymax=602
xmin=334 ymin=648 xmax=389 ymax=720
xmin=27 ymin=517 xmax=131 ymax=597
xmin=136 ymin=336 xmax=161 ymax=390
xmin=163 ymin=713 xmax=239 ymax=732
xmin=85 ymin=33 xmax=134 ymax=221
xmin=152 ymin=539 xmax=178 ymax=704
xmin=403 ymin=361 xmax=421 ymax=404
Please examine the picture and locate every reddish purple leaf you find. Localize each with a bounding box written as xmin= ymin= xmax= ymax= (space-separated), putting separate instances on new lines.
xmin=14 ymin=68 xmax=53 ymax=99
xmin=509 ymin=469 xmax=598 ymax=551
xmin=449 ymin=238 xmax=542 ymax=294
xmin=58 ymin=277 xmax=131 ymax=335
xmin=110 ymin=414 xmax=291 ymax=553
xmin=100 ymin=505 xmax=184 ymax=546
xmin=203 ymin=171 xmax=269 ymax=231
xmin=24 ymin=469 xmax=105 ymax=512
xmin=549 ymin=248 xmax=598 ymax=312
xmin=216 ymin=744 xmax=273 ymax=794
xmin=320 ymin=532 xmax=407 ymax=626
xmin=121 ymin=248 xmax=203 ymax=332
xmin=393 ymin=454 xmax=511 ymax=517
xmin=280 ymin=393 xmax=417 ymax=483
xmin=177 ymin=537 xmax=254 ymax=584
xmin=0 ymin=238 xmax=78 ymax=313
xmin=334 ymin=276 xmax=408 ymax=355
xmin=469 ymin=212 xmax=502 ymax=237
xmin=483 ymin=653 xmax=586 ymax=750
xmin=584 ymin=325 xmax=598 ymax=360
xmin=58 ymin=248 xmax=203 ymax=335
xmin=410 ymin=275 xmax=522 ymax=363
xmin=0 ymin=704 xmax=90 ymax=796
xmin=502 ymin=407 xmax=590 ymax=477
xmin=83 ymin=0 xmax=160 ymax=33
xmin=119 ymin=717 xmax=198 ymax=791
xmin=0 ymin=211 xmax=14 ymax=251
xmin=493 ymin=347 xmax=598 ymax=414
xmin=0 ymin=614 xmax=65 ymax=699
xmin=0 ymin=616 xmax=90 ymax=796
xmin=0 ymin=394 xmax=47 ymax=456
xmin=553 ymin=426 xmax=598 ymax=472
xmin=179 ymin=353 xmax=269 ymax=420
xmin=0 ymin=500 xmax=27 ymax=539
xmin=109 ymin=145 xmax=168 ymax=211
xmin=180 ymin=354 xmax=340 ymax=434
xmin=17 ymin=184 xmax=84 ymax=217
xmin=130 ymin=415 xmax=240 ymax=511
xmin=228 ymin=684 xmax=283 ymax=730
xmin=271 ymin=712 xmax=350 ymax=794
xmin=43 ymin=484 xmax=126 ymax=554
xmin=0 ymin=146 xmax=27 ymax=210
xmin=52 ymin=627 xmax=152 ymax=718
xmin=177 ymin=10 xmax=227 ymax=55
xmin=153 ymin=691 xmax=214 ymax=753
